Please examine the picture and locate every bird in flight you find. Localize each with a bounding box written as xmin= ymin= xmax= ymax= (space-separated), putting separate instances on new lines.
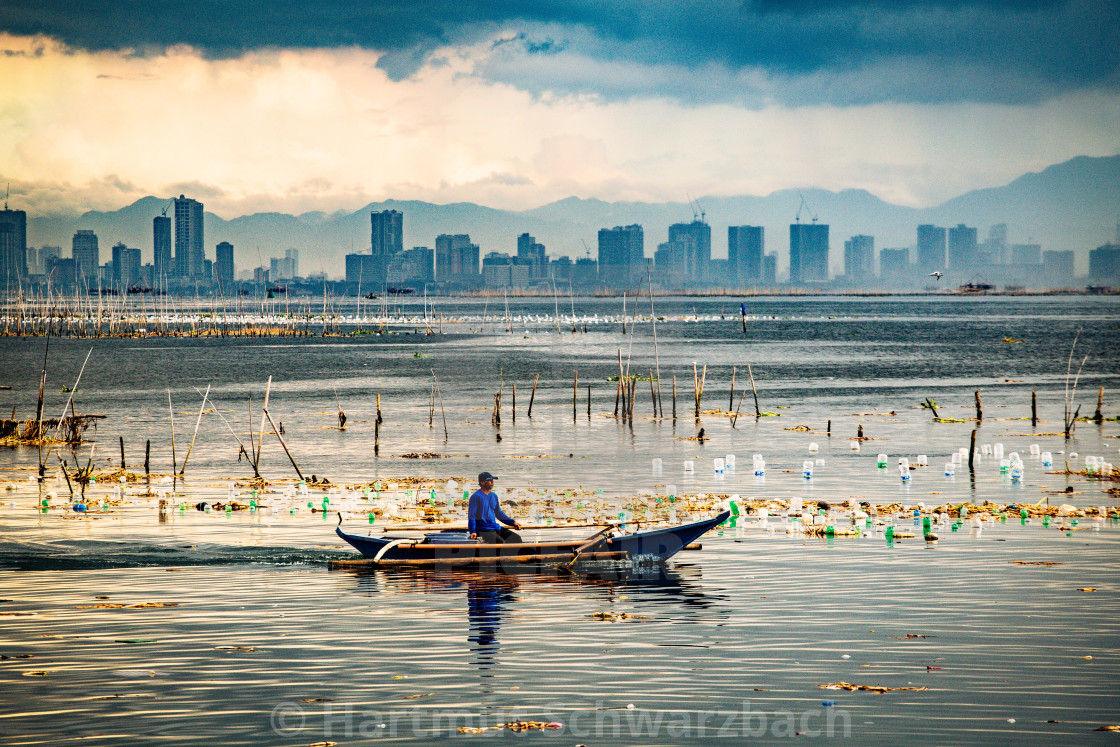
xmin=929 ymin=271 xmax=943 ymax=279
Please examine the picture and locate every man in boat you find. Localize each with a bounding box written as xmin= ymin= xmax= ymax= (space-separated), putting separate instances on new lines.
xmin=467 ymin=472 xmax=522 ymax=543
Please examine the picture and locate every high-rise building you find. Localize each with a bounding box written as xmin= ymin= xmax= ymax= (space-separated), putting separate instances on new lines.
xmin=1042 ymin=250 xmax=1075 ymax=282
xmin=761 ymin=253 xmax=777 ymax=285
xmin=916 ymin=225 xmax=946 ymax=273
xmin=789 ymin=223 xmax=829 ymax=284
xmin=215 ymin=241 xmax=235 ymax=291
xmin=111 ymin=242 xmax=141 ymax=287
xmin=1089 ymin=244 xmax=1120 ymax=283
xmin=0 ymin=205 xmax=27 ymax=287
xmin=174 ymin=195 xmax=204 ymax=278
xmin=728 ymin=226 xmax=763 ymax=285
xmin=668 ymin=221 xmax=710 ymax=284
xmin=948 ymin=224 xmax=978 ymax=269
xmin=34 ymin=246 xmax=61 ymax=276
xmin=435 ymin=234 xmax=480 ymax=282
xmin=72 ymin=229 xmax=100 ymax=281
xmin=1009 ymin=243 xmax=1041 ymax=265
xmin=654 ymin=240 xmax=690 ymax=288
xmin=516 ymin=233 xmax=548 ymax=280
xmin=597 ymin=225 xmax=644 ymax=287
xmin=153 ymin=215 xmax=171 ymax=278
xmin=879 ymin=247 xmax=910 ymax=283
xmin=844 ymin=235 xmax=874 ymax=282
xmin=371 ymin=210 xmax=403 ymax=256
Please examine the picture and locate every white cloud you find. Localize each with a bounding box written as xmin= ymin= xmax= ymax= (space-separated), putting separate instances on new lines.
xmin=1 ymin=32 xmax=1117 ymax=218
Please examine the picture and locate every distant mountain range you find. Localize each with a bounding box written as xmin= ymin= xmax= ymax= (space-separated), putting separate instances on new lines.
xmin=25 ymin=155 xmax=1120 ymax=276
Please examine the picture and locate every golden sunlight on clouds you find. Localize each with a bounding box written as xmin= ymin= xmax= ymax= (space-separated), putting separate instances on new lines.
xmin=2 ymin=33 xmax=1118 ymax=216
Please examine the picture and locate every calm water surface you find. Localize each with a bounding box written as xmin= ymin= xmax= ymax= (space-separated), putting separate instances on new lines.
xmin=1 ymin=295 xmax=1118 ymax=744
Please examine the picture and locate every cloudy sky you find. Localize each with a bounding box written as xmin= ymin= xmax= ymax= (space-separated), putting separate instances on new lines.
xmin=1 ymin=0 xmax=1118 ymax=217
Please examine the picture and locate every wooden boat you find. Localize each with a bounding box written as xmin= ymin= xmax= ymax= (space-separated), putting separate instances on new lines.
xmin=332 ymin=510 xmax=730 ymax=567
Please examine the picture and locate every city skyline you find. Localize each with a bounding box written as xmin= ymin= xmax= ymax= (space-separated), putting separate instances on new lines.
xmin=1 ymin=2 xmax=1117 ymax=219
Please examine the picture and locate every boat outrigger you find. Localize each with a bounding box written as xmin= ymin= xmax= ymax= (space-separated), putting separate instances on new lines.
xmin=331 ymin=510 xmax=731 ymax=568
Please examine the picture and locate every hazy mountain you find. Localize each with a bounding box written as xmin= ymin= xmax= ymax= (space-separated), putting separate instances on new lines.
xmin=25 ymin=155 xmax=1120 ymax=276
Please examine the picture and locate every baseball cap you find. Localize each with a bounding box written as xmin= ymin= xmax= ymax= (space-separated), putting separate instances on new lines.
xmin=478 ymin=471 xmax=497 ymax=483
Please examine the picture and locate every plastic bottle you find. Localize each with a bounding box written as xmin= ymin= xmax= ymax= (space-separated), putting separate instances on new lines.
xmin=803 ymin=460 xmax=814 ymax=479
xmin=1041 ymin=451 xmax=1053 ymax=467
xmin=945 ymin=463 xmax=956 ymax=477
xmin=877 ymin=454 xmax=888 ymax=469
xmin=808 ymin=442 xmax=819 ymax=453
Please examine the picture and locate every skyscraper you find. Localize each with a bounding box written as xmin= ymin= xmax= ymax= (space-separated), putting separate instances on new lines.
xmin=111 ymin=242 xmax=141 ymax=287
xmin=916 ymin=225 xmax=946 ymax=273
xmin=879 ymin=247 xmax=910 ymax=284
xmin=72 ymin=229 xmax=99 ymax=281
xmin=153 ymin=214 xmax=171 ymax=278
xmin=215 ymin=241 xmax=235 ymax=291
xmin=728 ymin=225 xmax=764 ymax=284
xmin=173 ymin=195 xmax=204 ymax=278
xmin=0 ymin=205 xmax=27 ymax=287
xmin=597 ymin=225 xmax=644 ymax=287
xmin=844 ymin=235 xmax=874 ymax=282
xmin=789 ymin=223 xmax=829 ymax=284
xmin=371 ymin=210 xmax=404 ymax=256
xmin=948 ymin=224 xmax=979 ymax=269
xmin=668 ymin=221 xmax=710 ymax=284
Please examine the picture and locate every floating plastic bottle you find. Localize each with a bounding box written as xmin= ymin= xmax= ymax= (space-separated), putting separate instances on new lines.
xmin=850 ymin=441 xmax=860 ymax=452
xmin=1041 ymin=451 xmax=1053 ymax=467
xmin=899 ymin=458 xmax=911 ymax=481
xmin=951 ymin=452 xmax=962 ymax=464
xmin=877 ymin=454 xmax=888 ymax=469
xmin=652 ymin=458 xmax=663 ymax=472
xmin=808 ymin=442 xmax=819 ymax=453
xmin=959 ymin=505 xmax=968 ymax=519
xmin=993 ymin=443 xmax=1004 ymax=459
xmin=999 ymin=458 xmax=1010 ymax=473
xmin=1029 ymin=444 xmax=1040 ymax=456
xmin=714 ymin=458 xmax=725 ymax=474
xmin=916 ymin=455 xmax=928 ymax=466
xmin=753 ymin=460 xmax=765 ymax=476
xmin=803 ymin=460 xmax=814 ymax=479
xmin=945 ymin=462 xmax=956 ymax=477
xmin=724 ymin=454 xmax=736 ymax=468
xmin=683 ymin=460 xmax=694 ymax=472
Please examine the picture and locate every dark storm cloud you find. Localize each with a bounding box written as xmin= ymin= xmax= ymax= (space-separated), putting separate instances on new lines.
xmin=2 ymin=0 xmax=1116 ymax=104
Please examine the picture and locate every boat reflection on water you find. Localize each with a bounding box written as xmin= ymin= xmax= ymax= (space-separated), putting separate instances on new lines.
xmin=337 ymin=561 xmax=723 ymax=672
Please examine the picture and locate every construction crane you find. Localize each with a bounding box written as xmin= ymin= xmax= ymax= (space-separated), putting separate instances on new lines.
xmin=795 ymin=193 xmax=818 ymax=224
xmin=686 ymin=193 xmax=707 ymax=224
xmin=580 ymin=239 xmax=592 ymax=258
xmin=160 ymin=199 xmax=173 ymax=217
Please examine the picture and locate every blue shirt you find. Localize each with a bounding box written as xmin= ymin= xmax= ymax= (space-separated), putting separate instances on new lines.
xmin=467 ymin=489 xmax=516 ymax=533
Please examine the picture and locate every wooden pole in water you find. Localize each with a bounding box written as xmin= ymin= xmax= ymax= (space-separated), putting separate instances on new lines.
xmin=512 ymin=383 xmax=516 ymax=423
xmin=968 ymin=428 xmax=977 ymax=472
xmin=672 ymin=375 xmax=677 ymax=421
xmin=729 ymin=366 xmax=735 ymax=412
xmin=119 ymin=436 xmax=126 ymax=469
xmin=375 ymin=392 xmax=383 ymax=452
xmin=747 ymin=364 xmax=760 ymax=417
xmin=430 ymin=371 xmax=447 ymax=439
xmin=649 ymin=368 xmax=657 ymax=417
xmin=693 ymin=363 xmax=700 ymax=419
xmin=167 ymin=389 xmax=177 ymax=475
xmin=573 ymin=370 xmax=578 ymax=422
xmin=1094 ymin=386 xmax=1103 ymax=423
xmin=614 ymin=378 xmax=621 ymax=417
xmin=263 ymin=407 xmax=304 ymax=481
xmin=1031 ymin=390 xmax=1037 ymax=427
xmin=974 ymin=390 xmax=982 ymax=421
xmin=587 ymin=384 xmax=591 ymax=421
xmin=527 ymin=373 xmax=539 ymax=418
xmin=257 ymin=378 xmax=272 ymax=468
xmin=826 ymin=419 xmax=831 ymax=436
xmin=179 ymin=384 xmax=210 ymax=475
xmin=144 ymin=439 xmax=150 ymax=482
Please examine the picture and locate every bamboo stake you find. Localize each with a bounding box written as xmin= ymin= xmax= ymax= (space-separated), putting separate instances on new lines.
xmin=747 ymin=364 xmax=761 ymax=417
xmin=1093 ymin=386 xmax=1103 ymax=423
xmin=649 ymin=368 xmax=657 ymax=417
xmin=614 ymin=378 xmax=621 ymax=417
xmin=587 ymin=384 xmax=591 ymax=421
xmin=527 ymin=373 xmax=539 ymax=418
xmin=178 ymin=384 xmax=210 ymax=475
xmin=119 ymin=436 xmax=126 ymax=469
xmin=375 ymin=392 xmax=383 ymax=452
xmin=672 ymin=375 xmax=677 ymax=421
xmin=968 ymin=428 xmax=977 ymax=472
xmin=431 ymin=370 xmax=448 ymax=439
xmin=1031 ymin=391 xmax=1037 ymax=427
xmin=647 ymin=268 xmax=663 ymax=417
xmin=732 ymin=390 xmax=747 ymax=427
xmin=617 ymin=350 xmax=627 ymax=421
xmin=512 ymin=383 xmax=516 ymax=423
xmin=263 ymin=407 xmax=304 ymax=480
xmin=974 ymin=390 xmax=982 ymax=421
xmin=573 ymin=370 xmax=578 ymax=422
xmin=144 ymin=439 xmax=150 ymax=482
xmin=168 ymin=389 xmax=177 ymax=474
xmin=256 ymin=378 xmax=272 ymax=467
xmin=729 ymin=366 xmax=736 ymax=412
xmin=205 ymin=390 xmax=260 ymax=477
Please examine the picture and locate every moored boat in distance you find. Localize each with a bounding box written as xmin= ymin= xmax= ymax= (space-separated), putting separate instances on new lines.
xmin=332 ymin=511 xmax=731 ymax=568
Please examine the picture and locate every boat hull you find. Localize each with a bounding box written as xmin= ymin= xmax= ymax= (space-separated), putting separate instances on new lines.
xmin=335 ymin=511 xmax=730 ymax=564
